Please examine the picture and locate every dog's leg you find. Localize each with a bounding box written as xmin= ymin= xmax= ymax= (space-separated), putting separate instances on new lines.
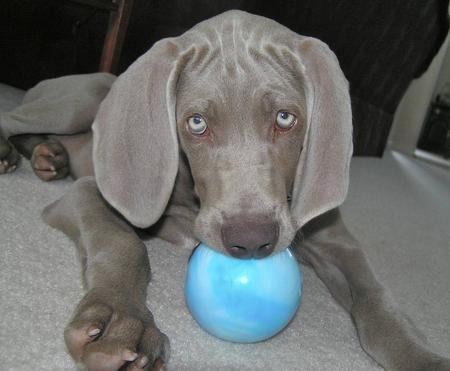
xmin=43 ymin=177 xmax=169 ymax=371
xmin=9 ymin=134 xmax=70 ymax=180
xmin=1 ymin=132 xmax=71 ymax=179
xmin=0 ymin=134 xmax=20 ymax=174
xmin=296 ymin=208 xmax=450 ymax=371
xmin=9 ymin=134 xmax=50 ymax=159
xmin=0 ymin=73 xmax=114 ymax=176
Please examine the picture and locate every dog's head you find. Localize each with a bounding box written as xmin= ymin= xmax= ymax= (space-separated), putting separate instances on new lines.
xmin=92 ymin=10 xmax=352 ymax=258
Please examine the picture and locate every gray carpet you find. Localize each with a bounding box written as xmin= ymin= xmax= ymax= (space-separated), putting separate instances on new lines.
xmin=1 ymin=82 xmax=449 ymax=370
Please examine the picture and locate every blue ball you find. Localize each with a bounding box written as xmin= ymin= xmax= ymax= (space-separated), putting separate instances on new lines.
xmin=185 ymin=243 xmax=302 ymax=343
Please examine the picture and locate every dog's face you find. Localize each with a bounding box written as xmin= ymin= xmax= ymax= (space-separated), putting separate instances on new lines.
xmin=176 ymin=48 xmax=307 ymax=258
xmin=93 ymin=12 xmax=352 ymax=252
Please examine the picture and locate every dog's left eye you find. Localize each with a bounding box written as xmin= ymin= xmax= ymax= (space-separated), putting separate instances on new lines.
xmin=276 ymin=111 xmax=296 ymax=130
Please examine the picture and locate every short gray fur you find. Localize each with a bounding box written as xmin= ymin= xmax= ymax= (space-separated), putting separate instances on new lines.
xmin=0 ymin=10 xmax=449 ymax=371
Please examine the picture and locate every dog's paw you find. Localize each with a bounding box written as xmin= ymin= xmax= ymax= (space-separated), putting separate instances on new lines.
xmin=65 ymin=290 xmax=169 ymax=371
xmin=0 ymin=136 xmax=20 ymax=174
xmin=31 ymin=139 xmax=69 ymax=181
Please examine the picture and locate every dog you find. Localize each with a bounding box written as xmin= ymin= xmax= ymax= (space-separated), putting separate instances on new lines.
xmin=1 ymin=10 xmax=449 ymax=371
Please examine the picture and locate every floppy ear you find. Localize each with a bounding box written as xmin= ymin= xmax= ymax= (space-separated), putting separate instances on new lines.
xmin=290 ymin=38 xmax=353 ymax=228
xmin=92 ymin=38 xmax=188 ymax=228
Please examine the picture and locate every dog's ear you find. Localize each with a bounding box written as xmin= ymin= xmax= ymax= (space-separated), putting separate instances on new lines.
xmin=290 ymin=38 xmax=353 ymax=228
xmin=93 ymin=38 xmax=189 ymax=228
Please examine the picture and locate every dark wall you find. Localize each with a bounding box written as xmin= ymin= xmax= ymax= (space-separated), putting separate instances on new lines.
xmin=0 ymin=0 xmax=109 ymax=88
xmin=0 ymin=0 xmax=448 ymax=155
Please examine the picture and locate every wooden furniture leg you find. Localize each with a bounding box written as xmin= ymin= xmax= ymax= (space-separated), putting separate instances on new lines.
xmin=99 ymin=0 xmax=134 ymax=73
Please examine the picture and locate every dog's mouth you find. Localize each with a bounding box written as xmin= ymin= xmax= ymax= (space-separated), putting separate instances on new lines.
xmin=224 ymin=243 xmax=276 ymax=259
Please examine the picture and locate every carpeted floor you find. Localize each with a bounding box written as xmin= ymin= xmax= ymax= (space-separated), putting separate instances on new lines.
xmin=1 ymin=83 xmax=449 ymax=370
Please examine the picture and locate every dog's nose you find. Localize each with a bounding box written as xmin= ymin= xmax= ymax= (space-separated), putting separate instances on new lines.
xmin=221 ymin=214 xmax=279 ymax=259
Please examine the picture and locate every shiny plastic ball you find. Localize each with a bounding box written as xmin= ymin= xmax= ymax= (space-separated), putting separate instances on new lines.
xmin=185 ymin=243 xmax=302 ymax=343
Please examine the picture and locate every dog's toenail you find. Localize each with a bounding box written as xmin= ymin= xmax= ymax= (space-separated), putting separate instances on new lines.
xmin=123 ymin=350 xmax=138 ymax=361
xmin=88 ymin=328 xmax=101 ymax=337
xmin=138 ymin=356 xmax=149 ymax=366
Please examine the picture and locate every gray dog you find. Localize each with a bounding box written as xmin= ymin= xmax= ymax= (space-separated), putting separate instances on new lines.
xmin=0 ymin=10 xmax=449 ymax=371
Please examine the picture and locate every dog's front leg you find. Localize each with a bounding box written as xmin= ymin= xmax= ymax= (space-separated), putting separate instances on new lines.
xmin=296 ymin=208 xmax=450 ymax=371
xmin=43 ymin=177 xmax=169 ymax=371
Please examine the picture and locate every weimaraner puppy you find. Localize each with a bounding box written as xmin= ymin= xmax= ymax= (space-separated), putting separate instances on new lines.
xmin=0 ymin=10 xmax=449 ymax=371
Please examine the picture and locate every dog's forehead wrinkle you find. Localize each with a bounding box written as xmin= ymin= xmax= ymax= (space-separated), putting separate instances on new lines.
xmin=209 ymin=16 xmax=259 ymax=76
xmin=190 ymin=44 xmax=214 ymax=75
xmin=189 ymin=20 xmax=297 ymax=82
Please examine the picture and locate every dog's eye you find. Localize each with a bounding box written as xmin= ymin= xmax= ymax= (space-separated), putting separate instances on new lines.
xmin=187 ymin=114 xmax=208 ymax=135
xmin=276 ymin=111 xmax=296 ymax=130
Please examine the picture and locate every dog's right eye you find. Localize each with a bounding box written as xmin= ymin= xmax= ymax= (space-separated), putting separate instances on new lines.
xmin=275 ymin=111 xmax=297 ymax=130
xmin=187 ymin=114 xmax=208 ymax=136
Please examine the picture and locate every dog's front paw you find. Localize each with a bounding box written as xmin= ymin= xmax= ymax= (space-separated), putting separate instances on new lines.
xmin=31 ymin=139 xmax=69 ymax=181
xmin=65 ymin=289 xmax=169 ymax=371
xmin=0 ymin=136 xmax=20 ymax=174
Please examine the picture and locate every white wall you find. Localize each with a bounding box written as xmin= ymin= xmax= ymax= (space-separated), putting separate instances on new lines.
xmin=388 ymin=31 xmax=450 ymax=155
